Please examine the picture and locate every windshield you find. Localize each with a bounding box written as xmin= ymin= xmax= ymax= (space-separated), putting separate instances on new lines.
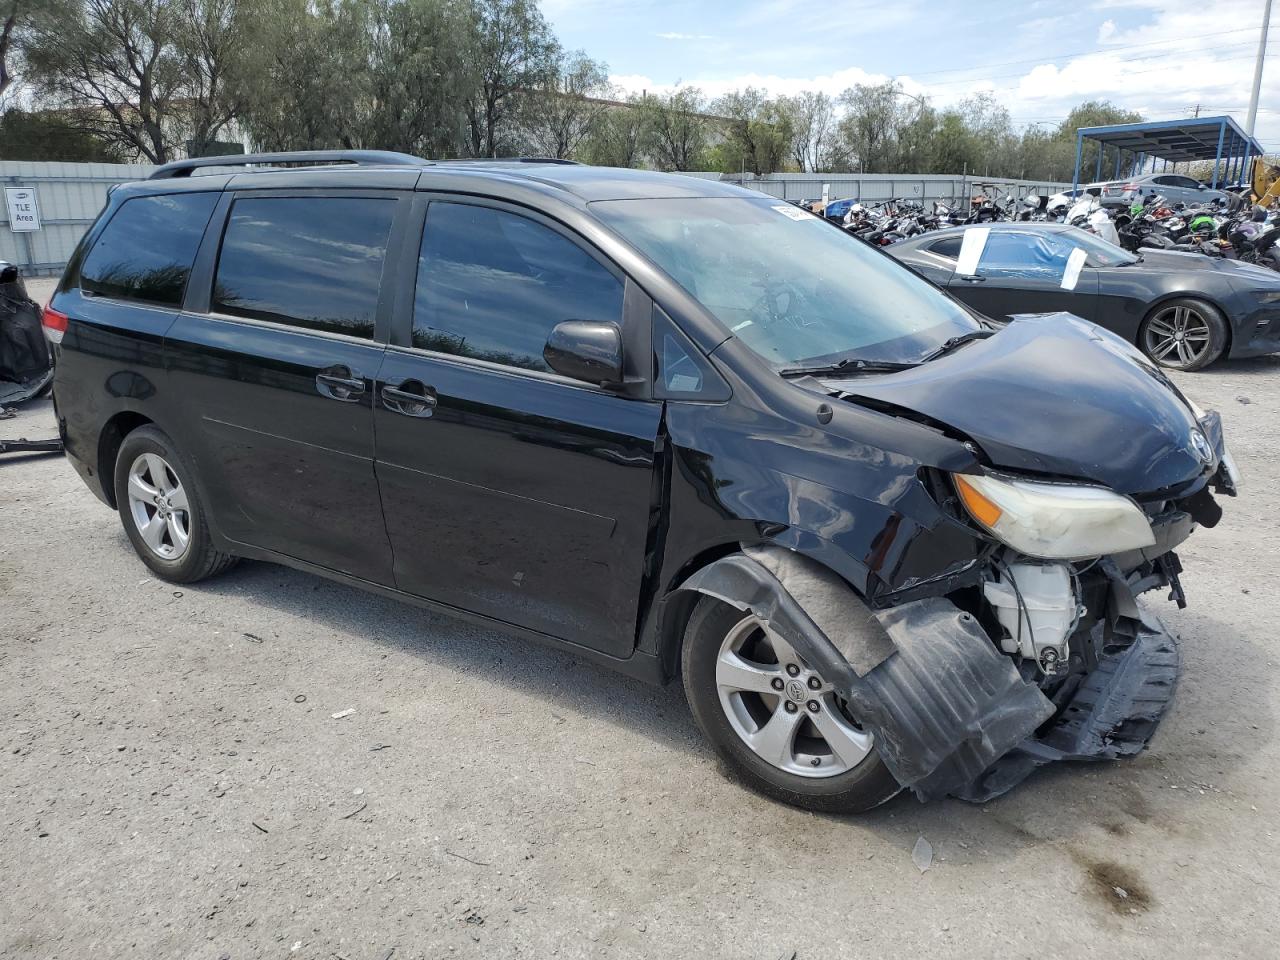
xmin=592 ymin=196 xmax=979 ymax=367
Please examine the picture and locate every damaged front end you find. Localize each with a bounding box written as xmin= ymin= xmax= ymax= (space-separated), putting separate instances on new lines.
xmin=680 ymin=446 xmax=1235 ymax=802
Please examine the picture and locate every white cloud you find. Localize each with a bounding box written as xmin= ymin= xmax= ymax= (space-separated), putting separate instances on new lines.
xmin=614 ymin=0 xmax=1276 ymax=144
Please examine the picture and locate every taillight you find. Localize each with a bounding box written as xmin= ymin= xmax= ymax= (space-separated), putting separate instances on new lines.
xmin=42 ymin=303 xmax=69 ymax=345
xmin=1121 ymin=183 xmax=1139 ymax=192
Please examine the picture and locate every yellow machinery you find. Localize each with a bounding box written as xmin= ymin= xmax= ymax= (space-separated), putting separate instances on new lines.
xmin=1251 ymin=157 xmax=1280 ymax=207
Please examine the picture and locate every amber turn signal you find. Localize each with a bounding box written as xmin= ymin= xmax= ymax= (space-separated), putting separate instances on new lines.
xmin=954 ymin=474 xmax=1003 ymax=528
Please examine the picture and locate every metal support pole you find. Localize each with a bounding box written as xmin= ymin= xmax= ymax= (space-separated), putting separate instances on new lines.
xmin=1095 ymin=143 xmax=1104 ymax=182
xmin=1246 ymin=0 xmax=1274 ymax=137
xmin=1072 ymin=132 xmax=1083 ymax=195
xmin=1212 ymin=121 xmax=1226 ymax=188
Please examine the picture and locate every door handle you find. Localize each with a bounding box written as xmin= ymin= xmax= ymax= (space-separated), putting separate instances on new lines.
xmin=958 ymin=275 xmax=986 ymax=283
xmin=316 ymin=366 xmax=366 ymax=402
xmin=381 ymin=380 xmax=437 ymax=418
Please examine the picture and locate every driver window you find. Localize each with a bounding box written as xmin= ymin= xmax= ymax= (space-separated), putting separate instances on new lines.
xmin=413 ymin=202 xmax=623 ymax=372
xmin=976 ymin=232 xmax=1074 ymax=281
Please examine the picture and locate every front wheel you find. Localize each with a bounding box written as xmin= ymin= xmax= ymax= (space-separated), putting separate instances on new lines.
xmin=681 ymin=597 xmax=901 ymax=813
xmin=1139 ymin=298 xmax=1228 ymax=371
xmin=113 ymin=425 xmax=237 ymax=583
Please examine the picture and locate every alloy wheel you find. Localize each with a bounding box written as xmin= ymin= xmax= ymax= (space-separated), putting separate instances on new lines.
xmin=1143 ymin=304 xmax=1212 ymax=369
xmin=126 ymin=453 xmax=191 ymax=561
xmin=715 ymin=614 xmax=873 ymax=778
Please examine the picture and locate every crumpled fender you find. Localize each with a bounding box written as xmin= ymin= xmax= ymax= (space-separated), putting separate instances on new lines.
xmin=677 ymin=544 xmax=1054 ymax=800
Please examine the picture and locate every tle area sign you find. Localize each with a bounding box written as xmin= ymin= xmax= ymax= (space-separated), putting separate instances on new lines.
xmin=5 ymin=187 xmax=42 ymax=232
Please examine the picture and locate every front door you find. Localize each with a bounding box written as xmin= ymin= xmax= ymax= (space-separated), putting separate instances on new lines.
xmin=167 ymin=191 xmax=403 ymax=583
xmin=947 ymin=227 xmax=1098 ymax=322
xmin=374 ymin=198 xmax=662 ymax=655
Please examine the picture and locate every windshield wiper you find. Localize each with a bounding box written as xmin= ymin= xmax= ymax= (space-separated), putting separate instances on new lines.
xmin=778 ymin=357 xmax=917 ymax=378
xmin=916 ymin=328 xmax=996 ymax=363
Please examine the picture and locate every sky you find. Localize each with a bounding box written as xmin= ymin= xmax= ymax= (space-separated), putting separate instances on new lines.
xmin=542 ymin=0 xmax=1279 ymax=150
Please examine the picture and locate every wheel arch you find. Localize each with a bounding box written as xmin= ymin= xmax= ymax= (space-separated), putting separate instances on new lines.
xmin=97 ymin=411 xmax=155 ymax=508
xmin=647 ymin=538 xmax=875 ymax=684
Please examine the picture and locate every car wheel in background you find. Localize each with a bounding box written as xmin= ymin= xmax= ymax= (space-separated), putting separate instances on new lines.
xmin=113 ymin=425 xmax=237 ymax=583
xmin=1139 ymin=298 xmax=1228 ymax=372
xmin=681 ymin=596 xmax=901 ymax=813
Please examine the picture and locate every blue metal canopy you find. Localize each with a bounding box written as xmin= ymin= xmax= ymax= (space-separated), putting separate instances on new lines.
xmin=1071 ymin=115 xmax=1266 ymax=193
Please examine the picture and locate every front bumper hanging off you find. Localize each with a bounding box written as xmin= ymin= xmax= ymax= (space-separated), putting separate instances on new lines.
xmin=680 ymin=545 xmax=1180 ymax=802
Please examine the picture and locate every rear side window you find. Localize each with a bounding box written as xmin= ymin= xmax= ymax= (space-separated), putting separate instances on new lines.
xmin=929 ymin=236 xmax=963 ymax=259
xmin=80 ymin=193 xmax=218 ymax=306
xmin=413 ymin=202 xmax=623 ymax=372
xmin=213 ymin=197 xmax=395 ymax=339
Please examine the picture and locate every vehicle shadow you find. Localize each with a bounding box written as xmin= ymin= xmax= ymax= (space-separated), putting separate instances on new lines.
xmin=185 ymin=550 xmax=1263 ymax=856
xmin=192 ymin=554 xmax=699 ymax=751
xmin=1206 ymin=355 xmax=1280 ymax=376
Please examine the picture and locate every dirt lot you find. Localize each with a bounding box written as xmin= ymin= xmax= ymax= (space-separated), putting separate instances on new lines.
xmin=3 ymin=277 xmax=1278 ymax=959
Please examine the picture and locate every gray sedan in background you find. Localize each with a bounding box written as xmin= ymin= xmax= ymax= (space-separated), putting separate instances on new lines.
xmin=1092 ymin=172 xmax=1231 ymax=208
xmin=888 ymin=222 xmax=1280 ymax=370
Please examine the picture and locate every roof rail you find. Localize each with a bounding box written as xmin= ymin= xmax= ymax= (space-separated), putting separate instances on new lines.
xmin=435 ymin=157 xmax=582 ymax=165
xmin=148 ymin=150 xmax=429 ymax=180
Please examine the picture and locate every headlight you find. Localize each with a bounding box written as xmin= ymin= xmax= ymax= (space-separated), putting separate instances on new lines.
xmin=953 ymin=472 xmax=1155 ymax=560
xmin=1256 ymin=290 xmax=1280 ymax=303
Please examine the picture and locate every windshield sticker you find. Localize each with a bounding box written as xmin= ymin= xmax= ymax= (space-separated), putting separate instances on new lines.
xmin=955 ymin=227 xmax=990 ymax=276
xmin=1061 ymin=247 xmax=1087 ymax=290
xmin=772 ymin=204 xmax=814 ymax=221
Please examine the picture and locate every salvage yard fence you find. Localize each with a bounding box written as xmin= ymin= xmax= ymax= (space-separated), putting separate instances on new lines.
xmin=703 ymin=172 xmax=1072 ymax=206
xmin=2 ymin=161 xmax=1070 ymax=278
xmin=1 ymin=161 xmax=153 ymax=277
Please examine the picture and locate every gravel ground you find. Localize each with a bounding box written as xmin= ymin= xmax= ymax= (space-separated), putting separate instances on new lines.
xmin=3 ymin=277 xmax=1278 ymax=959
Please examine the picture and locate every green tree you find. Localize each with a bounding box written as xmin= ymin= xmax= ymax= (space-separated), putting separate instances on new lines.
xmin=230 ymin=0 xmax=362 ymax=151
xmin=1 ymin=0 xmax=20 ymax=101
xmin=463 ymin=0 xmax=556 ymax=157
xmin=0 ymin=106 xmax=125 ymax=159
xmin=579 ymin=94 xmax=645 ymax=167
xmin=521 ymin=48 xmax=610 ymax=159
xmin=712 ymin=87 xmax=793 ymax=175
xmin=21 ymin=0 xmax=250 ymax=162
xmin=833 ymin=81 xmax=920 ymax=173
xmin=637 ymin=85 xmax=709 ymax=171
xmin=777 ymin=90 xmax=834 ymax=173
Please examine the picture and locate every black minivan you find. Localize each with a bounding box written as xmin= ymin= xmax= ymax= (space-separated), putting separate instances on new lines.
xmin=46 ymin=151 xmax=1239 ymax=811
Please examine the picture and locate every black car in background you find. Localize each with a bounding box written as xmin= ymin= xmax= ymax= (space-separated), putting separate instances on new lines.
xmin=889 ymin=222 xmax=1280 ymax=370
xmin=45 ymin=153 xmax=1238 ymax=811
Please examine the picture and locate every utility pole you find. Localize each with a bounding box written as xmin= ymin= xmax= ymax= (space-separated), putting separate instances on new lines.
xmin=1246 ymin=0 xmax=1273 ymax=137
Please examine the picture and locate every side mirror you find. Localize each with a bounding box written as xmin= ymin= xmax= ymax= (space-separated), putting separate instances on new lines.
xmin=1197 ymin=183 xmax=1207 ymax=190
xmin=543 ymin=320 xmax=624 ymax=387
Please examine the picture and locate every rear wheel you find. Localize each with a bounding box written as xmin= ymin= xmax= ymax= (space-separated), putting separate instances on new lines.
xmin=113 ymin=425 xmax=236 ymax=583
xmin=1140 ymin=298 xmax=1227 ymax=371
xmin=681 ymin=597 xmax=901 ymax=813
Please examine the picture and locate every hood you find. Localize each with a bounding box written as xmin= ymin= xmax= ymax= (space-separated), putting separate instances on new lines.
xmin=1133 ymin=250 xmax=1280 ymax=286
xmin=1131 ymin=249 xmax=1229 ymax=273
xmin=823 ymin=314 xmax=1213 ymax=496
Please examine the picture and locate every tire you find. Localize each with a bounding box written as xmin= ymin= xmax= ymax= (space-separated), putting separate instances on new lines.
xmin=113 ymin=425 xmax=237 ymax=583
xmin=1139 ymin=298 xmax=1228 ymax=372
xmin=681 ymin=596 xmax=901 ymax=814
